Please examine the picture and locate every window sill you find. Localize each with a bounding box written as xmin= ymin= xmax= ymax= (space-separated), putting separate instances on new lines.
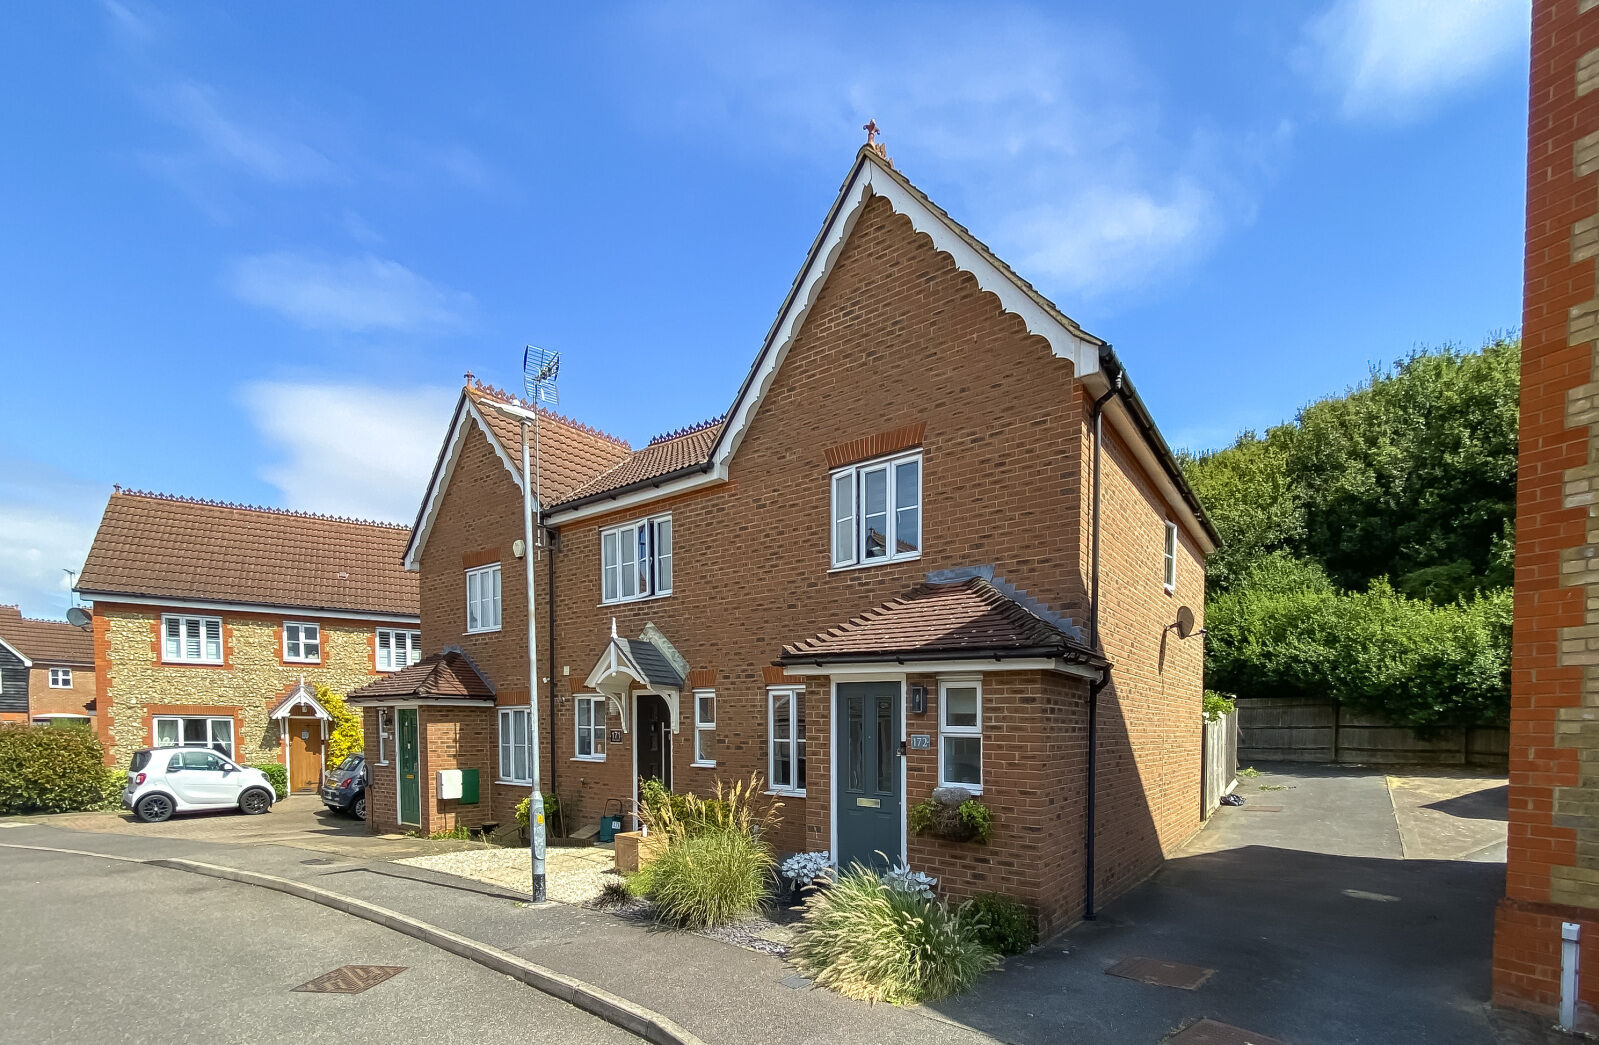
xmin=160 ymin=660 xmax=226 ymax=668
xmin=598 ymin=591 xmax=674 ymax=609
xmin=766 ymin=788 xmax=807 ymax=798
xmin=691 ymin=760 xmax=716 ymax=769
xmin=283 ymin=660 xmax=322 ymax=667
xmin=938 ymin=783 xmax=984 ymax=795
xmin=496 ymin=778 xmax=532 ymax=786
xmin=828 ymin=552 xmax=922 ymax=574
xmin=570 ymin=756 xmax=606 ymax=763
xmin=465 ymin=627 xmax=502 ymax=635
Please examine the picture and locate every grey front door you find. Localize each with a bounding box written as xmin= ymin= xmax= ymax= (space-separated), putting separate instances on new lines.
xmin=835 ymin=681 xmax=902 ymax=872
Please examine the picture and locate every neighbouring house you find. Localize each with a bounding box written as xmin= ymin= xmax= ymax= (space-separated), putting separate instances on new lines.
xmin=0 ymin=604 xmax=97 ymax=726
xmin=356 ymin=143 xmax=1218 ymax=935
xmin=76 ymin=489 xmax=421 ymax=791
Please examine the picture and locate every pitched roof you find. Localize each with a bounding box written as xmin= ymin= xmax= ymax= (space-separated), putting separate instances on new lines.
xmin=559 ymin=421 xmax=722 ymax=504
xmin=778 ymin=575 xmax=1105 ymax=667
xmin=77 ymin=490 xmax=419 ymax=618
xmin=464 ymin=381 xmax=633 ymax=504
xmin=345 ymin=651 xmax=494 ymax=701
xmin=0 ymin=605 xmax=93 ymax=665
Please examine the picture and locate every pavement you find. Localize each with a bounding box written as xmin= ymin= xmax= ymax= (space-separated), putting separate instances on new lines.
xmin=0 ymin=764 xmax=1512 ymax=1045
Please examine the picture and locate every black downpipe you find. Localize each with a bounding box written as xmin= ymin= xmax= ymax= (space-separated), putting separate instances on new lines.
xmin=546 ymin=528 xmax=559 ymax=804
xmin=1085 ymin=361 xmax=1123 ymax=922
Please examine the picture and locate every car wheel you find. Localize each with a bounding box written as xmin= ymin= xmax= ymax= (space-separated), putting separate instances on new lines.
xmin=353 ymin=794 xmax=366 ymax=821
xmin=135 ymin=793 xmax=174 ymax=823
xmin=238 ymin=788 xmax=272 ymax=816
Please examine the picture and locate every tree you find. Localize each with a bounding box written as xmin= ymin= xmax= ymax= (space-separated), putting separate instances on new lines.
xmin=1180 ymin=430 xmax=1303 ymax=594
xmin=319 ymin=686 xmax=363 ymax=770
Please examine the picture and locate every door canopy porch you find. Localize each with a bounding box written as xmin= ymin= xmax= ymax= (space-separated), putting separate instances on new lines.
xmin=269 ymin=678 xmax=330 ymax=721
xmin=584 ymin=621 xmax=687 ymax=733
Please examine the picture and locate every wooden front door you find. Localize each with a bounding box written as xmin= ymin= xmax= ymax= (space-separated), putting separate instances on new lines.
xmin=287 ymin=718 xmax=323 ymax=793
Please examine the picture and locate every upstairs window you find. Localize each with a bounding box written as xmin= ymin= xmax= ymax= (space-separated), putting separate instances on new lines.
xmin=376 ymin=629 xmax=421 ymax=672
xmin=1163 ymin=521 xmax=1178 ymax=592
xmin=48 ymin=668 xmax=72 ymax=688
xmin=283 ymin=621 xmax=321 ymax=663
xmin=831 ymin=452 xmax=921 ymax=568
xmin=601 ymin=514 xmax=673 ymax=604
xmin=163 ymin=615 xmax=223 ymax=665
xmin=466 ymin=563 xmax=502 ymax=633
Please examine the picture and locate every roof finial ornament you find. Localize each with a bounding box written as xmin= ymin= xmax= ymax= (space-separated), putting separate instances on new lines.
xmin=611 ymin=617 xmax=618 ymax=639
xmin=862 ymin=118 xmax=891 ymax=166
xmin=463 ymin=370 xmax=475 ymax=386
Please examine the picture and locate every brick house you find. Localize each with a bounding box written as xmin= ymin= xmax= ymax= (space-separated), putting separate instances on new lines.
xmin=1496 ymin=0 xmax=1599 ymax=1028
xmin=0 ymin=605 xmax=97 ymax=726
xmin=357 ymin=144 xmax=1218 ymax=934
xmin=76 ymin=489 xmax=421 ymax=790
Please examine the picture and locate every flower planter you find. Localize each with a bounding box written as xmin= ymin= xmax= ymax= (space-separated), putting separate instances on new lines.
xmin=613 ymin=830 xmax=666 ymax=873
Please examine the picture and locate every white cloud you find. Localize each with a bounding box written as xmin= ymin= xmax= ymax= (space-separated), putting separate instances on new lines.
xmin=242 ymin=381 xmax=456 ymax=524
xmin=0 ymin=458 xmax=106 ymax=620
xmin=1300 ymin=0 xmax=1530 ymax=121
xmin=146 ymin=80 xmax=343 ymax=186
xmin=616 ymin=3 xmax=1287 ymax=300
xmin=226 ymin=251 xmax=473 ymax=334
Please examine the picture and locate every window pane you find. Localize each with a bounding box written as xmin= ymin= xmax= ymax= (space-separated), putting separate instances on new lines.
xmin=772 ymin=693 xmax=790 ymax=742
xmin=203 ymin=619 xmax=221 ymax=661
xmin=944 ymin=736 xmax=982 ymax=786
xmin=184 ymin=619 xmax=201 ymax=660
xmin=467 ymin=572 xmax=481 ymax=630
xmin=772 ymin=693 xmax=792 ymax=788
xmin=832 ymin=472 xmax=855 ymax=565
xmin=796 ymin=696 xmax=806 ymax=790
xmin=635 ymin=527 xmax=650 ymax=596
xmin=408 ymin=632 xmax=421 ymax=665
xmin=155 ymin=719 xmax=179 ymax=746
xmin=377 ymin=630 xmax=391 ymax=670
xmin=491 ymin=568 xmax=501 ymax=626
xmin=602 ymin=531 xmax=619 ymax=602
xmin=944 ymin=687 xmax=979 ymax=728
xmin=654 ymin=518 xmax=673 ymax=593
xmin=513 ymin=728 xmax=529 ymax=781
xmin=577 ymin=700 xmax=591 ymax=729
xmin=619 ymin=527 xmax=637 ymax=598
xmin=209 ymin=718 xmax=232 ymax=757
xmin=862 ymin=467 xmax=888 ymax=559
xmin=698 ymin=694 xmax=714 ymax=725
xmin=875 ymin=696 xmax=893 ymax=793
xmin=578 ymin=726 xmax=592 ymax=758
xmin=183 ymin=719 xmax=208 ymax=745
xmin=165 ymin=618 xmax=181 ymax=659
xmin=846 ymin=697 xmax=863 ymax=792
xmin=894 ymin=459 xmax=920 ymax=553
xmin=499 ymin=712 xmax=512 ymax=778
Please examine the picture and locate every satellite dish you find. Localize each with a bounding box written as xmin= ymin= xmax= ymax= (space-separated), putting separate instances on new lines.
xmin=67 ymin=606 xmax=91 ymax=629
xmin=1174 ymin=606 xmax=1196 ymax=639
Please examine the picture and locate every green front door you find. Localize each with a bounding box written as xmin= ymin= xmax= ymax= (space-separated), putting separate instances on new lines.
xmin=398 ymin=708 xmax=420 ymax=826
xmin=835 ymin=682 xmax=902 ymax=872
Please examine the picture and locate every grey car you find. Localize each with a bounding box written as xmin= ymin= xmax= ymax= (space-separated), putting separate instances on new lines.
xmin=319 ymin=753 xmax=367 ymax=820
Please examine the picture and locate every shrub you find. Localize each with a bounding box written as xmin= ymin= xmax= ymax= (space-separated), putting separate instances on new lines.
xmin=1202 ymin=692 xmax=1236 ymax=722
xmin=249 ymin=762 xmax=289 ymax=800
xmin=515 ymin=793 xmax=564 ymax=837
xmin=643 ymin=824 xmax=775 ymax=928
xmin=319 ymin=687 xmax=363 ymax=770
xmin=98 ymin=768 xmax=129 ymax=810
xmin=961 ymin=893 xmax=1038 ymax=955
xmin=790 ymin=867 xmax=998 ymax=1004
xmin=880 ymin=860 xmax=938 ymax=899
xmin=779 ymin=851 xmax=833 ymax=887
xmin=0 ymin=724 xmax=112 ymax=814
xmin=637 ymin=774 xmax=780 ymax=844
xmin=908 ymin=797 xmax=992 ymax=844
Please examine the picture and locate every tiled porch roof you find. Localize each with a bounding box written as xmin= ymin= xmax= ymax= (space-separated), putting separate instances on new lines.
xmin=778 ymin=575 xmax=1105 ymax=667
xmin=346 ymin=652 xmax=494 ymax=701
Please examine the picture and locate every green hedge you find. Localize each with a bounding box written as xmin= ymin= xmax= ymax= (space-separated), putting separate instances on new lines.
xmin=249 ymin=763 xmax=289 ymax=800
xmin=0 ymin=724 xmax=114 ymax=815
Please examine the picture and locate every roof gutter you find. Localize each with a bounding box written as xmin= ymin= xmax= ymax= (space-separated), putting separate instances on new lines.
xmin=776 ymin=644 xmax=1106 ymax=668
xmin=545 ymin=460 xmax=717 ymax=518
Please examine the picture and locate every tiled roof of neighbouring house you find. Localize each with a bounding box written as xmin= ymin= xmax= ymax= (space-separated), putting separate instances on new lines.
xmin=0 ymin=605 xmax=94 ymax=665
xmin=555 ymin=420 xmax=723 ymax=507
xmin=346 ymin=651 xmax=494 ymax=701
xmin=77 ymin=490 xmax=420 ymax=617
xmin=778 ymin=575 xmax=1106 ymax=667
xmin=464 ymin=381 xmax=635 ymax=505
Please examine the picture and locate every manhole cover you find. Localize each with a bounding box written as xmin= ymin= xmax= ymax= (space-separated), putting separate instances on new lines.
xmin=292 ymin=965 xmax=407 ymax=994
xmin=1167 ymin=1017 xmax=1283 ymax=1045
xmin=1106 ymin=956 xmax=1214 ymax=990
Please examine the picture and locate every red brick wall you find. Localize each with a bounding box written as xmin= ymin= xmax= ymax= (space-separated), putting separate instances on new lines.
xmin=26 ymin=662 xmax=96 ymax=719
xmin=1497 ymin=0 xmax=1599 ymax=1025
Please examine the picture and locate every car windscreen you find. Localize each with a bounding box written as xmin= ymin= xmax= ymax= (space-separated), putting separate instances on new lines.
xmin=338 ymin=755 xmax=363 ymax=772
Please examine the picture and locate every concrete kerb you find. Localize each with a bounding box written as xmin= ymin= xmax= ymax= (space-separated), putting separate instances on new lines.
xmin=0 ymin=843 xmax=704 ymax=1045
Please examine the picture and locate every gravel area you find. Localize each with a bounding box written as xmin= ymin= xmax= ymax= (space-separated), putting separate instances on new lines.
xmin=396 ymin=844 xmax=618 ymax=904
xmin=585 ymin=883 xmax=806 ymax=957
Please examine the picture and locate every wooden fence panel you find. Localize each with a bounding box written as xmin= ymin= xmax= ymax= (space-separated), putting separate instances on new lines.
xmin=1235 ymin=696 xmax=1507 ymax=768
xmin=1202 ymin=711 xmax=1239 ymax=817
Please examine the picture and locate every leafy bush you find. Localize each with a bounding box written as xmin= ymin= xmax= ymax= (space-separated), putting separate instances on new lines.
xmin=908 ymin=796 xmax=993 ymax=843
xmin=880 ymin=860 xmax=938 ymax=899
xmin=1202 ymin=692 xmax=1236 ymax=722
xmin=790 ymin=867 xmax=998 ymax=1004
xmin=780 ymin=850 xmax=833 ymax=886
xmin=961 ymin=893 xmax=1037 ymax=955
xmin=644 ymin=824 xmax=775 ymax=928
xmin=98 ymin=768 xmax=129 ymax=810
xmin=249 ymin=762 xmax=289 ymax=800
xmin=515 ymin=793 xmax=564 ymax=838
xmin=1205 ymin=555 xmax=1511 ymax=731
xmin=0 ymin=724 xmax=112 ymax=814
xmin=320 ymin=687 xmax=363 ymax=770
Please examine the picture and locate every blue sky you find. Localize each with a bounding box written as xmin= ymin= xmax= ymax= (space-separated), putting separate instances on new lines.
xmin=0 ymin=1 xmax=1530 ymax=618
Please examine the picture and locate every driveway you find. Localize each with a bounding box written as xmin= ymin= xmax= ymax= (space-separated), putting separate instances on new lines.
xmin=933 ymin=764 xmax=1507 ymax=1045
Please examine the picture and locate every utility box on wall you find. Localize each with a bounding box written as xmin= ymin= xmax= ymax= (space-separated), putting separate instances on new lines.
xmin=435 ymin=768 xmax=479 ymax=804
xmin=437 ymin=769 xmax=463 ymax=800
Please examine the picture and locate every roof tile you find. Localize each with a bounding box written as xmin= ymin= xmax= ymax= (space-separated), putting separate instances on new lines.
xmin=0 ymin=606 xmax=93 ymax=664
xmin=346 ymin=651 xmax=494 ymax=700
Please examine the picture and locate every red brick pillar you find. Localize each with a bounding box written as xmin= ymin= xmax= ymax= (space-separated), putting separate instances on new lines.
xmin=1496 ymin=0 xmax=1599 ymax=1026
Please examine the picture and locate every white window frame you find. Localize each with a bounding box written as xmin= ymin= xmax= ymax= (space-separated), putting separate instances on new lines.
xmin=282 ymin=621 xmax=321 ymax=664
xmin=375 ymin=628 xmax=421 ymax=672
xmin=1163 ymin=520 xmax=1179 ymax=592
xmin=376 ymin=708 xmax=391 ymax=765
xmin=830 ymin=451 xmax=922 ymax=569
xmin=693 ymin=689 xmax=715 ymax=767
xmin=151 ymin=715 xmax=235 ymax=761
xmin=767 ymin=687 xmax=806 ymax=796
xmin=600 ymin=514 xmax=673 ymax=605
xmin=498 ymin=707 xmax=532 ymax=783
xmin=574 ymin=695 xmax=606 ymax=761
xmin=161 ymin=614 xmax=224 ymax=665
xmin=937 ymin=677 xmax=983 ymax=793
xmin=48 ymin=667 xmax=72 ymax=688
xmin=466 ymin=563 xmax=502 ymax=633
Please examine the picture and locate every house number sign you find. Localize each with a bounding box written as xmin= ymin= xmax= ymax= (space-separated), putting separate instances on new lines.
xmin=609 ymin=729 xmax=623 ymax=743
xmin=909 ymin=734 xmax=932 ymax=750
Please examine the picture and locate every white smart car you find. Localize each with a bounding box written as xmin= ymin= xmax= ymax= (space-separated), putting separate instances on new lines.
xmin=123 ymin=747 xmax=277 ymax=823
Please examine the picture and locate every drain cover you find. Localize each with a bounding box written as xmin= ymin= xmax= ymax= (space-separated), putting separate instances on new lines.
xmin=1106 ymin=956 xmax=1214 ymax=990
xmin=1166 ymin=1017 xmax=1283 ymax=1045
xmin=778 ymin=974 xmax=812 ymax=990
xmin=292 ymin=965 xmax=407 ymax=994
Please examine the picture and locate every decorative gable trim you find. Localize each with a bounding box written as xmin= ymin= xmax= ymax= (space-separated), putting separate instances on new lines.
xmin=403 ymin=394 xmax=525 ymax=571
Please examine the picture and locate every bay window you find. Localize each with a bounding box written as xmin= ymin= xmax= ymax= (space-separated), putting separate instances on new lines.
xmin=830 ymin=452 xmax=921 ymax=568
